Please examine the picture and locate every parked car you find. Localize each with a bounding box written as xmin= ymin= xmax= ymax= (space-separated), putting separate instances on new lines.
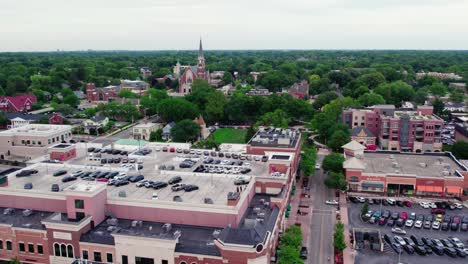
xmin=391 ymin=228 xmax=406 ymax=235
xmin=51 ymin=184 xmax=59 ymax=192
xmin=62 ymin=175 xmax=77 ymax=183
xmin=391 ymin=212 xmax=399 ymax=220
xmin=168 ymin=176 xmax=182 ymax=185
xmin=405 ymin=219 xmax=414 ymax=227
xmin=391 ymin=243 xmax=403 ymax=254
xmin=53 ymin=170 xmax=67 ymax=176
xmin=173 ymin=195 xmax=183 ymax=202
xmin=129 ymin=175 xmax=144 ymax=183
xmin=184 ymin=184 xmax=199 ymax=192
xmin=444 ymin=247 xmax=457 ymax=258
xmin=325 ymin=200 xmax=339 ymax=205
xmin=403 ymin=244 xmax=415 ymax=254
xmin=431 ymin=208 xmax=445 ymax=215
xmin=115 ymin=180 xmax=130 ymax=187
xmin=387 ymin=219 xmax=395 ymax=227
xmin=448 ymin=237 xmax=464 ymax=248
xmin=24 ymin=183 xmax=33 ymax=189
xmin=153 ymin=182 xmax=168 ymax=190
xmin=300 ymin=247 xmax=308 ymax=259
xmin=394 ymin=236 xmax=406 ymax=246
xmin=234 ymin=176 xmax=250 ymax=185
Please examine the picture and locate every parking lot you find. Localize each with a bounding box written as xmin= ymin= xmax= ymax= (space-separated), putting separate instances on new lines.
xmin=347 ymin=197 xmax=468 ymax=264
xmin=6 ymin=147 xmax=274 ymax=206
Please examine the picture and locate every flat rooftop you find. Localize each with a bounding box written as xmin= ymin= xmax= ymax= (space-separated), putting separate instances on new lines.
xmin=80 ymin=217 xmax=221 ymax=258
xmin=5 ymin=150 xmax=271 ymax=206
xmin=0 ymin=207 xmax=52 ymax=230
xmin=393 ymin=111 xmax=442 ymax=121
xmin=0 ymin=124 xmax=71 ymax=136
xmin=361 ymin=152 xmax=467 ymax=178
xmin=248 ymin=127 xmax=300 ymax=148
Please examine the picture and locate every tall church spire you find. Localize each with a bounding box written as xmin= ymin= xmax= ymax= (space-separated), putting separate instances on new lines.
xmin=198 ymin=37 xmax=204 ymax=59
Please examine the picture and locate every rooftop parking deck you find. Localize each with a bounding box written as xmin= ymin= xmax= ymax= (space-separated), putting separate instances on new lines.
xmin=362 ymin=152 xmax=467 ymax=177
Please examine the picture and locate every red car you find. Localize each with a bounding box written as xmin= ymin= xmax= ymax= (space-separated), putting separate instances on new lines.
xmin=97 ymin=178 xmax=109 ymax=182
xmin=169 ymin=147 xmax=175 ymax=153
xmin=400 ymin=212 xmax=408 ymax=220
xmin=403 ymin=201 xmax=412 ymax=207
xmin=431 ymin=208 xmax=446 ymax=215
xmin=452 ymin=216 xmax=461 ymax=224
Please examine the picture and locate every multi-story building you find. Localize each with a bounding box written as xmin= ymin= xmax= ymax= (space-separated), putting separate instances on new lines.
xmin=120 ymin=80 xmax=150 ymax=96
xmin=343 ymin=105 xmax=444 ymax=152
xmin=0 ymin=124 xmax=72 ymax=160
xmin=285 ymin=80 xmax=309 ymax=99
xmin=140 ymin=67 xmax=152 ymax=79
xmin=0 ymin=128 xmax=301 ymax=263
xmin=133 ymin=123 xmax=162 ymax=141
xmin=455 ymin=122 xmax=468 ymax=142
xmin=0 ymin=94 xmax=37 ymax=112
xmin=342 ymin=141 xmax=468 ymax=198
xmin=85 ymin=83 xmax=118 ymax=102
xmin=5 ymin=112 xmax=63 ymax=129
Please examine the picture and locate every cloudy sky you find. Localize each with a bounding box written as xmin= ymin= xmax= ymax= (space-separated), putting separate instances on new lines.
xmin=1 ymin=0 xmax=467 ymax=51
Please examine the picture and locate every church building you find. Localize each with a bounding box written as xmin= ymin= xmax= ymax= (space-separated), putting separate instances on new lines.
xmin=174 ymin=39 xmax=209 ymax=95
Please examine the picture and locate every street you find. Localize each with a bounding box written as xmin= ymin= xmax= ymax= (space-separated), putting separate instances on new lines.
xmin=307 ymin=151 xmax=336 ymax=263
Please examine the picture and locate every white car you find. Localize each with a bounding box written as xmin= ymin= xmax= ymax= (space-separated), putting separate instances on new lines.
xmin=449 ymin=237 xmax=464 ymax=248
xmin=419 ymin=202 xmax=429 ymax=209
xmin=357 ymin=197 xmax=366 ymax=203
xmin=136 ymin=179 xmax=149 ymax=187
xmin=454 ymin=203 xmax=463 ymax=209
xmin=386 ymin=199 xmax=396 ymax=205
xmin=325 ymin=200 xmax=339 ymax=205
xmin=405 ymin=219 xmax=414 ymax=227
xmin=151 ymin=192 xmax=159 ymax=200
xmin=315 ymin=164 xmax=321 ymax=170
xmin=432 ymin=221 xmax=441 ymax=230
xmin=71 ymin=170 xmax=83 ymax=176
xmin=414 ymin=220 xmax=423 ymax=228
xmin=428 ymin=202 xmax=437 ymax=209
xmin=392 ymin=228 xmax=407 ymax=235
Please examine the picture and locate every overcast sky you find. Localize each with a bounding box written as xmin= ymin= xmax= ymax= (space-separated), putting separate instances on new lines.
xmin=1 ymin=0 xmax=467 ymax=51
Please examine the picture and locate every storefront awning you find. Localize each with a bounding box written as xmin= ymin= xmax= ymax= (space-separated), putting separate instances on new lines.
xmin=446 ymin=186 xmax=462 ymax=194
xmin=417 ymin=185 xmax=443 ymax=193
xmin=362 ymin=181 xmax=384 ymax=188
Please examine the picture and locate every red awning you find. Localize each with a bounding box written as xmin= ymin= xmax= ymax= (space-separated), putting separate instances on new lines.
xmin=446 ymin=187 xmax=462 ymax=194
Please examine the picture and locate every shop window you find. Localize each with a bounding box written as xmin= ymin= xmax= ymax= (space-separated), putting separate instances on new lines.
xmin=54 ymin=243 xmax=60 ymax=256
xmin=60 ymin=244 xmax=66 ymax=257
xmin=67 ymin=245 xmax=74 ymax=258
xmin=82 ymin=250 xmax=89 ymax=260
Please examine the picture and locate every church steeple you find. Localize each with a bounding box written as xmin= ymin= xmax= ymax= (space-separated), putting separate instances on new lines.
xmin=198 ymin=37 xmax=204 ymax=59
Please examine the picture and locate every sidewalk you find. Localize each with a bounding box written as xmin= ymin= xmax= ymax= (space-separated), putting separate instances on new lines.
xmin=340 ymin=195 xmax=354 ymax=264
xmin=286 ymin=177 xmax=313 ymax=246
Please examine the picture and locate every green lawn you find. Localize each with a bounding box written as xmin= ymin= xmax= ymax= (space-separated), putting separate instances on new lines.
xmin=213 ymin=128 xmax=247 ymax=144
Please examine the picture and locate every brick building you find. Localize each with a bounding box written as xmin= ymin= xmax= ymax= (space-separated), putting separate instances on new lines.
xmin=0 ymin=94 xmax=37 ymax=112
xmin=342 ymin=105 xmax=444 ymax=152
xmin=342 ymin=141 xmax=468 ymax=198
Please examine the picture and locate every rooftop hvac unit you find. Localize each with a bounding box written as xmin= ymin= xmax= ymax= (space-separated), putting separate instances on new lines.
xmin=253 ymin=207 xmax=262 ymax=213
xmin=256 ymin=218 xmax=264 ymax=223
xmin=419 ymin=163 xmax=427 ymax=168
xmin=107 ymin=226 xmax=117 ymax=232
xmin=442 ymin=171 xmax=450 ymax=176
xmin=394 ymin=169 xmax=400 ymax=174
xmin=438 ymin=157 xmax=444 ymax=164
xmin=3 ymin=208 xmax=14 ymax=215
xmin=389 ymin=154 xmax=394 ymax=159
xmin=107 ymin=218 xmax=118 ymax=226
xmin=212 ymin=230 xmax=221 ymax=238
xmin=264 ymin=201 xmax=270 ymax=207
xmin=163 ymin=223 xmax=172 ymax=232
xmin=444 ymin=165 xmax=451 ymax=170
xmin=173 ymin=230 xmax=182 ymax=239
xmin=22 ymin=209 xmax=33 ymax=217
xmin=392 ymin=162 xmax=399 ymax=168
xmin=131 ymin=220 xmax=138 ymax=227
xmin=257 ymin=212 xmax=266 ymax=218
xmin=259 ymin=199 xmax=265 ymax=203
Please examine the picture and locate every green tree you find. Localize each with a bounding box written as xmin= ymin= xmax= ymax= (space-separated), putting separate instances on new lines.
xmin=9 ymin=257 xmax=21 ymax=264
xmin=52 ymin=103 xmax=75 ymax=116
xmin=245 ymin=126 xmax=257 ymax=143
xmin=361 ymin=202 xmax=369 ymax=216
xmin=30 ymin=74 xmax=52 ymax=90
xmin=356 ymin=72 xmax=386 ymax=89
xmin=158 ymin=98 xmax=198 ymax=122
xmin=192 ymin=137 xmax=220 ymax=150
xmin=328 ymin=130 xmax=351 ymax=151
xmin=449 ymin=91 xmax=465 ymax=103
xmin=281 ymin=225 xmax=303 ymax=249
xmin=322 ymin=152 xmax=345 ymax=172
xmin=374 ymin=81 xmax=415 ymax=106
xmin=6 ymin=75 xmax=28 ymax=95
xmin=205 ymin=91 xmax=227 ymax=123
xmin=429 ymin=83 xmax=447 ymax=97
xmin=450 ymin=141 xmax=468 ymax=159
xmin=333 ymin=222 xmax=347 ymax=251
xmin=140 ymin=89 xmax=169 ymax=115
xmin=186 ymin=79 xmax=213 ymax=111
xmin=432 ymin=98 xmax=445 ymax=116
xmin=170 ymin=119 xmax=201 ymax=143
xmin=278 ymin=246 xmax=303 ymax=264
xmin=63 ymin=93 xmax=80 ymax=107
xmin=324 ymin=172 xmax=347 ymax=190
xmin=0 ymin=112 xmax=7 ymax=127
xmin=149 ymin=129 xmax=163 ymax=142
xmin=118 ymin=89 xmax=136 ymax=98
xmin=357 ymin=93 xmax=385 ymax=107
xmin=313 ymin=91 xmax=338 ymax=109
xmin=414 ymin=88 xmax=429 ymax=104
xmin=301 ymin=146 xmax=317 ymax=176
xmin=256 ymin=109 xmax=291 ymax=128
xmin=0 ymin=86 xmax=5 ymax=96
xmin=222 ymin=72 xmax=233 ymax=85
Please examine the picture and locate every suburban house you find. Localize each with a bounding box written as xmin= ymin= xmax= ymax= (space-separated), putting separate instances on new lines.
xmin=286 ymin=80 xmax=309 ymax=99
xmin=193 ymin=115 xmax=210 ymax=140
xmin=162 ymin=122 xmax=176 ymax=141
xmin=133 ymin=122 xmax=162 ymax=141
xmin=82 ymin=116 xmax=109 ymax=135
xmin=0 ymin=94 xmax=37 ymax=112
xmin=5 ymin=112 xmax=63 ymax=129
xmin=140 ymin=67 xmax=152 ymax=79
